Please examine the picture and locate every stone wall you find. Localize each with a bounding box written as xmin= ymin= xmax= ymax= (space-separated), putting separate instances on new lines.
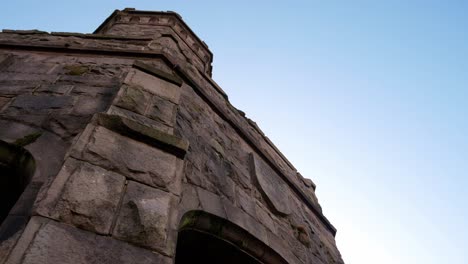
xmin=0 ymin=9 xmax=344 ymax=264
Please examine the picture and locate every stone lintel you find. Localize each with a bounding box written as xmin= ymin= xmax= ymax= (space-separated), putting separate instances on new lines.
xmin=92 ymin=113 xmax=189 ymax=159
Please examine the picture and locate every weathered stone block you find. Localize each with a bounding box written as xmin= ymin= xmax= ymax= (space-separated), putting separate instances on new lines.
xmin=36 ymin=84 xmax=73 ymax=95
xmin=0 ymin=72 xmax=56 ymax=83
xmin=0 ymin=96 xmax=11 ymax=111
xmin=197 ymin=187 xmax=226 ymax=218
xmin=251 ymin=153 xmax=292 ymax=216
xmin=44 ymin=114 xmax=91 ymax=140
xmin=19 ymin=219 xmax=171 ymax=264
xmin=148 ymin=95 xmax=177 ymax=127
xmin=73 ymin=95 xmax=113 ymax=116
xmin=113 ymin=181 xmax=172 ymax=253
xmin=0 ymin=84 xmax=35 ymax=96
xmin=71 ymin=85 xmax=118 ymax=96
xmin=255 ymin=202 xmax=277 ymax=234
xmin=92 ymin=113 xmax=188 ymax=156
xmin=58 ymin=74 xmax=120 ymax=87
xmin=124 ymin=69 xmax=180 ymax=104
xmin=236 ymin=187 xmax=256 ymax=217
xmin=178 ymin=184 xmax=201 ymax=216
xmin=11 ymin=95 xmax=74 ymax=110
xmin=223 ymin=200 xmax=268 ymax=245
xmin=81 ymin=126 xmax=179 ymax=192
xmin=115 ymin=85 xmax=151 ymax=114
xmin=107 ymin=105 xmax=173 ymax=134
xmin=54 ymin=161 xmax=126 ymax=234
xmin=267 ymin=230 xmax=303 ymax=264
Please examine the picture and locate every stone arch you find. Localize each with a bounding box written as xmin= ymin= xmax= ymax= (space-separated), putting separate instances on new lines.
xmin=175 ymin=210 xmax=287 ymax=264
xmin=0 ymin=140 xmax=35 ymax=239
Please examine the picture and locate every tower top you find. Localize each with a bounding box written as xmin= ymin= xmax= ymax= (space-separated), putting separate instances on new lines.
xmin=95 ymin=8 xmax=213 ymax=75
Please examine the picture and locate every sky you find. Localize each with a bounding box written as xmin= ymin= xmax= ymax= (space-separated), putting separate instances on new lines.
xmin=1 ymin=1 xmax=467 ymax=263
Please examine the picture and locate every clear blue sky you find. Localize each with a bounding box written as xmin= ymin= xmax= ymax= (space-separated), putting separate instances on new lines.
xmin=2 ymin=1 xmax=467 ymax=263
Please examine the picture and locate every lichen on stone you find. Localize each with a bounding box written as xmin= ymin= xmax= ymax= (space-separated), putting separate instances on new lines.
xmin=64 ymin=65 xmax=90 ymax=76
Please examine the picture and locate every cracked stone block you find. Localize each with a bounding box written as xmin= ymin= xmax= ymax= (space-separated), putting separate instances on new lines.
xmin=82 ymin=126 xmax=178 ymax=192
xmin=113 ymin=181 xmax=172 ymax=252
xmin=20 ymin=219 xmax=171 ymax=264
xmin=54 ymin=161 xmax=126 ymax=234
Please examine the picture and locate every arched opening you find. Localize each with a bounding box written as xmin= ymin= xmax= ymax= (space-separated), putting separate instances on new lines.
xmin=175 ymin=211 xmax=287 ymax=264
xmin=176 ymin=229 xmax=261 ymax=264
xmin=0 ymin=140 xmax=35 ymax=226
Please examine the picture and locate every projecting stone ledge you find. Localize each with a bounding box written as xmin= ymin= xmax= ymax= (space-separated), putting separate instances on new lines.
xmin=92 ymin=113 xmax=189 ymax=158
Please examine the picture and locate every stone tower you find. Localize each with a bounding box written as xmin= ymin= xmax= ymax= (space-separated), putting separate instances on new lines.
xmin=0 ymin=8 xmax=344 ymax=264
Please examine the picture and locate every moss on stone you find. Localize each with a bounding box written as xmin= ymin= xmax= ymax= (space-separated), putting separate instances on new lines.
xmin=64 ymin=65 xmax=90 ymax=76
xmin=179 ymin=211 xmax=201 ymax=229
xmin=13 ymin=132 xmax=42 ymax=147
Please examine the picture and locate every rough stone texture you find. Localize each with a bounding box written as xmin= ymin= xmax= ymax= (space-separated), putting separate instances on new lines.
xmin=0 ymin=8 xmax=344 ymax=264
xmin=113 ymin=181 xmax=172 ymax=253
xmin=20 ymin=218 xmax=171 ymax=264
xmin=115 ymin=85 xmax=150 ymax=114
xmin=54 ymin=161 xmax=126 ymax=234
xmin=124 ymin=69 xmax=181 ymax=104
xmin=11 ymin=95 xmax=74 ymax=110
xmin=251 ymin=153 xmax=292 ymax=216
xmin=77 ymin=126 xmax=179 ymax=193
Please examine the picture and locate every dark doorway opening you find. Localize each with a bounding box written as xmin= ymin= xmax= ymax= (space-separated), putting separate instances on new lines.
xmin=176 ymin=211 xmax=287 ymax=264
xmin=175 ymin=229 xmax=262 ymax=264
xmin=0 ymin=141 xmax=35 ymax=226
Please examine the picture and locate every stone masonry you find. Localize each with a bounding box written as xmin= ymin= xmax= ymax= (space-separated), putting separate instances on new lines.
xmin=0 ymin=8 xmax=344 ymax=264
